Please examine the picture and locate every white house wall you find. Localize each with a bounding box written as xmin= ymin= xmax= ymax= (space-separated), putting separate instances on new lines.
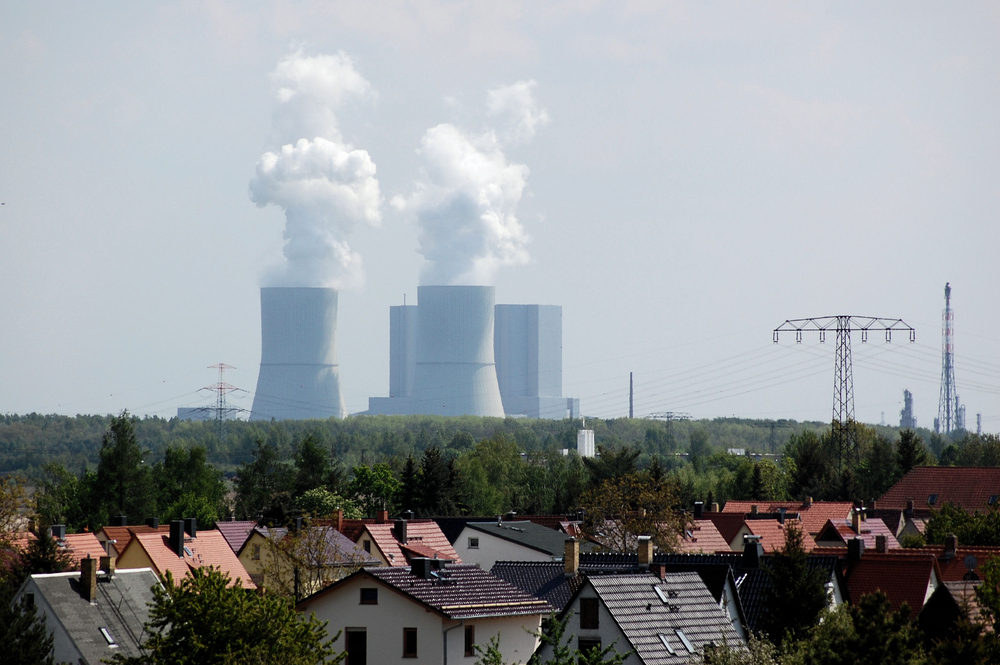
xmin=16 ymin=578 xmax=85 ymax=665
xmin=535 ymin=585 xmax=640 ymax=665
xmin=454 ymin=527 xmax=557 ymax=570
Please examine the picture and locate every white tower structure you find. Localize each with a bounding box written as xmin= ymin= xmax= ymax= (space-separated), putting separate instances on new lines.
xmin=250 ymin=287 xmax=347 ymax=420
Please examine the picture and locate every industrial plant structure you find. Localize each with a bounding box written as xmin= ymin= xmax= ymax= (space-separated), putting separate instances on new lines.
xmin=369 ymin=286 xmax=578 ymax=419
xmin=250 ymin=287 xmax=347 ymax=421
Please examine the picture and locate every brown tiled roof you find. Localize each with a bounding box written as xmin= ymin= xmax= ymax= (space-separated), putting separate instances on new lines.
xmin=886 ymin=544 xmax=1000 ymax=582
xmin=941 ymin=581 xmax=989 ymax=627
xmin=97 ymin=525 xmax=170 ymax=557
xmin=121 ymin=530 xmax=255 ymax=589
xmin=816 ymin=518 xmax=901 ymax=550
xmin=60 ymin=533 xmax=107 ymax=568
xmin=699 ymin=512 xmax=747 ymax=544
xmin=841 ymin=552 xmax=938 ymax=613
xmin=365 ymin=521 xmax=460 ymax=566
xmin=879 ymin=467 xmax=1000 ymax=514
xmin=215 ymin=521 xmax=258 ymax=554
xmin=723 ymin=500 xmax=853 ymax=536
xmin=676 ymin=519 xmax=732 ymax=554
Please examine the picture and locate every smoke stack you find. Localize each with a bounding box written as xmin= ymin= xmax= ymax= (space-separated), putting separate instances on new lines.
xmin=251 ymin=287 xmax=347 ymax=420
xmin=407 ymin=286 xmax=505 ymax=417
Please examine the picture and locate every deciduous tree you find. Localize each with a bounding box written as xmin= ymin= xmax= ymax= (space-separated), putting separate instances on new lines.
xmin=580 ymin=471 xmax=686 ymax=552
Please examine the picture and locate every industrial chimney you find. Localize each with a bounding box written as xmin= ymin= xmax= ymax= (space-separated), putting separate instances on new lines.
xmin=407 ymin=285 xmax=505 ymax=417
xmin=250 ymin=287 xmax=347 ymax=420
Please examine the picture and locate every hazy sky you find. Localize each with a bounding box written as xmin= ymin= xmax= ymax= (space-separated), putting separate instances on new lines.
xmin=2 ymin=2 xmax=998 ymax=430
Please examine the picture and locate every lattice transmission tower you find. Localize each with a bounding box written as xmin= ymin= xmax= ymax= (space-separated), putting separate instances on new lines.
xmin=200 ymin=363 xmax=245 ymax=439
xmin=773 ymin=316 xmax=915 ymax=471
xmin=936 ymin=283 xmax=961 ymax=434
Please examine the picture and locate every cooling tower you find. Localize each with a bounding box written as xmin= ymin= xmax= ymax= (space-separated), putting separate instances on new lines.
xmin=250 ymin=287 xmax=347 ymax=420
xmin=407 ymin=285 xmax=505 ymax=417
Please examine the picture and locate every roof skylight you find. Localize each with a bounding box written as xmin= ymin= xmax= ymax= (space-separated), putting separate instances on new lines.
xmin=658 ymin=633 xmax=675 ymax=655
xmin=676 ymin=629 xmax=695 ymax=653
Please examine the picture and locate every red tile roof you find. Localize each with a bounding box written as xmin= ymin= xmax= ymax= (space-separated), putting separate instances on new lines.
xmin=744 ymin=519 xmax=815 ymax=553
xmin=815 ymin=518 xmax=901 ymax=550
xmin=841 ymin=552 xmax=939 ymax=613
xmin=723 ymin=501 xmax=853 ymax=536
xmin=97 ymin=525 xmax=170 ymax=556
xmin=700 ymin=512 xmax=748 ymax=545
xmin=121 ymin=530 xmax=255 ymax=588
xmin=879 ymin=467 xmax=1000 ymax=514
xmin=60 ymin=533 xmax=107 ymax=568
xmin=215 ymin=520 xmax=258 ymax=554
xmin=364 ymin=521 xmax=460 ymax=566
xmin=886 ymin=545 xmax=1000 ymax=583
xmin=677 ymin=519 xmax=732 ymax=554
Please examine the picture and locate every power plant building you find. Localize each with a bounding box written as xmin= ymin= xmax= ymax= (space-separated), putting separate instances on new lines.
xmin=369 ymin=287 xmax=578 ymax=419
xmin=250 ymin=287 xmax=347 ymax=421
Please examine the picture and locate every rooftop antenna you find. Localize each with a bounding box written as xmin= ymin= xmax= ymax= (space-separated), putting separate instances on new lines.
xmin=774 ymin=316 xmax=915 ymax=472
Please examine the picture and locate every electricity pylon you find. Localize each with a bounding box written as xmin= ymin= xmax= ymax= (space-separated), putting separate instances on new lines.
xmin=200 ymin=363 xmax=245 ymax=440
xmin=773 ymin=316 xmax=915 ymax=471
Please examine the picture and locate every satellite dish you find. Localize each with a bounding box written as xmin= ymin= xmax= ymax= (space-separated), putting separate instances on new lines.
xmin=964 ymin=555 xmax=978 ymax=572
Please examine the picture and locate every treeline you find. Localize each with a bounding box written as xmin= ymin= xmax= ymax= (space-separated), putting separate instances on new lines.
xmin=2 ymin=411 xmax=862 ymax=475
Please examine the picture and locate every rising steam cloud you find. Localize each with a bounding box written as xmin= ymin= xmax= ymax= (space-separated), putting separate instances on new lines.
xmin=249 ymin=50 xmax=381 ymax=290
xmin=393 ymin=80 xmax=549 ymax=286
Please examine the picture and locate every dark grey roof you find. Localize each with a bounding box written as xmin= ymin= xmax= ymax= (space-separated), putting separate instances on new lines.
xmin=300 ymin=563 xmax=552 ymax=620
xmin=589 ymin=573 xmax=744 ymax=664
xmin=491 ymin=561 xmax=586 ymax=610
xmin=463 ymin=521 xmax=577 ymax=556
xmin=252 ymin=525 xmax=380 ymax=566
xmin=23 ymin=568 xmax=159 ymax=665
xmin=732 ymin=555 xmax=841 ymax=634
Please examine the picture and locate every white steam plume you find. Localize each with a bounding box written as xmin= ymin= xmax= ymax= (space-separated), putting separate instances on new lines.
xmin=393 ymin=80 xmax=547 ymax=286
xmin=249 ymin=49 xmax=380 ymax=289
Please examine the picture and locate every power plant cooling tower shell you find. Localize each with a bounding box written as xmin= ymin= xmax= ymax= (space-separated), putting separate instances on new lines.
xmin=250 ymin=287 xmax=347 ymax=420
xmin=408 ymin=285 xmax=505 ymax=417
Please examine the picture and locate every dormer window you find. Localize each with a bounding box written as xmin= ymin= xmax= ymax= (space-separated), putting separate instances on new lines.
xmin=928 ymin=494 xmax=938 ymax=506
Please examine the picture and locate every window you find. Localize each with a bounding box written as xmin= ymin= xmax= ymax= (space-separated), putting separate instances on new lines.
xmin=928 ymin=494 xmax=938 ymax=506
xmin=360 ymin=587 xmax=378 ymax=605
xmin=403 ymin=628 xmax=418 ymax=658
xmin=363 ymin=539 xmax=371 ymax=553
xmin=579 ymin=597 xmax=599 ymax=629
xmin=100 ymin=627 xmax=118 ymax=648
xmin=989 ymin=495 xmax=998 ymax=506
xmin=465 ymin=625 xmax=475 ymax=657
xmin=654 ymin=585 xmax=670 ymax=603
xmin=25 ymin=593 xmax=34 ymax=608
xmin=252 ymin=544 xmax=261 ymax=560
xmin=346 ymin=629 xmax=367 ymax=665
xmin=468 ymin=537 xmax=480 ymax=549
xmin=675 ymin=630 xmax=695 ymax=654
xmin=578 ymin=638 xmax=601 ymax=661
xmin=657 ymin=633 xmax=675 ymax=655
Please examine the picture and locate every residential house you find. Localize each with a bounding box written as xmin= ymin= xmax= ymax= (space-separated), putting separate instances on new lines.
xmin=723 ymin=500 xmax=853 ymax=543
xmin=13 ymin=557 xmax=160 ymax=665
xmin=839 ymin=546 xmax=940 ymax=613
xmin=814 ymin=510 xmax=901 ymax=551
xmin=918 ymin=581 xmax=989 ymax=643
xmin=455 ymin=520 xmax=593 ymax=569
xmin=676 ymin=520 xmax=731 ymax=554
xmin=296 ymin=558 xmax=550 ymax=665
xmin=96 ymin=521 xmax=169 ymax=557
xmin=879 ymin=466 xmax=1000 ymax=518
xmin=6 ymin=526 xmax=106 ymax=570
xmin=216 ymin=519 xmax=259 ymax=554
xmin=238 ymin=523 xmax=379 ymax=593
xmin=356 ymin=518 xmax=460 ymax=567
xmin=533 ymin=571 xmax=744 ymax=664
xmin=729 ymin=517 xmax=813 ymax=553
xmin=116 ymin=519 xmax=255 ymax=588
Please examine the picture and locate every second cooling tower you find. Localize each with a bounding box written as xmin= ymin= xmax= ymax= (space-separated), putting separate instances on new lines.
xmin=250 ymin=287 xmax=347 ymax=421
xmin=407 ymin=285 xmax=505 ymax=417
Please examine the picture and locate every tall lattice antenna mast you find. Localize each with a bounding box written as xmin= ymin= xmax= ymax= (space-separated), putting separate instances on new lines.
xmin=201 ymin=363 xmax=243 ymax=439
xmin=936 ymin=283 xmax=958 ymax=434
xmin=774 ymin=316 xmax=915 ymax=472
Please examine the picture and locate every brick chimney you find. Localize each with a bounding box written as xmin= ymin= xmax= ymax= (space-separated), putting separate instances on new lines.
xmin=334 ymin=509 xmax=344 ymax=533
xmin=804 ymin=496 xmax=813 ymax=508
xmin=376 ymin=510 xmax=389 ymax=524
xmin=100 ymin=555 xmax=116 ymax=578
xmin=848 ymin=536 xmax=864 ymax=562
xmin=80 ymin=556 xmax=98 ymax=602
xmin=711 ymin=502 xmax=720 ymax=513
xmin=564 ymin=538 xmax=579 ymax=577
xmin=750 ymin=504 xmax=758 ymax=515
xmin=851 ymin=508 xmax=862 ymax=534
xmin=638 ymin=535 xmax=654 ymax=570
xmin=875 ymin=535 xmax=887 ymax=554
xmin=944 ymin=534 xmax=958 ymax=560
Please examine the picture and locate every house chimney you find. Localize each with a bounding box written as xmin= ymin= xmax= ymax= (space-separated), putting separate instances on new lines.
xmin=904 ymin=499 xmax=914 ymax=520
xmin=99 ymin=555 xmax=116 ymax=578
xmin=377 ymin=510 xmax=389 ymax=524
xmin=742 ymin=535 xmax=763 ymax=569
xmin=851 ymin=509 xmax=862 ymax=534
xmin=169 ymin=520 xmax=185 ymax=557
xmin=291 ymin=517 xmax=303 ymax=533
xmin=564 ymin=538 xmax=579 ymax=577
xmin=875 ymin=535 xmax=887 ymax=554
xmin=649 ymin=562 xmax=667 ymax=580
xmin=848 ymin=536 xmax=864 ymax=562
xmin=110 ymin=515 xmax=127 ymax=527
xmin=50 ymin=524 xmax=66 ymax=540
xmin=694 ymin=502 xmax=704 ymax=520
xmin=867 ymin=499 xmax=877 ymax=513
xmin=403 ymin=510 xmax=416 ymax=521
xmin=394 ymin=519 xmax=408 ymax=544
xmin=804 ymin=496 xmax=813 ymax=508
xmin=410 ymin=557 xmax=433 ymax=579
xmin=711 ymin=502 xmax=720 ymax=513
xmin=750 ymin=505 xmax=758 ymax=515
xmin=778 ymin=507 xmax=787 ymax=525
xmin=944 ymin=534 xmax=958 ymax=560
xmin=80 ymin=556 xmax=98 ymax=602
xmin=184 ymin=517 xmax=197 ymax=539
xmin=146 ymin=517 xmax=159 ymax=529
xmin=334 ymin=509 xmax=344 ymax=533
xmin=638 ymin=535 xmax=654 ymax=570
